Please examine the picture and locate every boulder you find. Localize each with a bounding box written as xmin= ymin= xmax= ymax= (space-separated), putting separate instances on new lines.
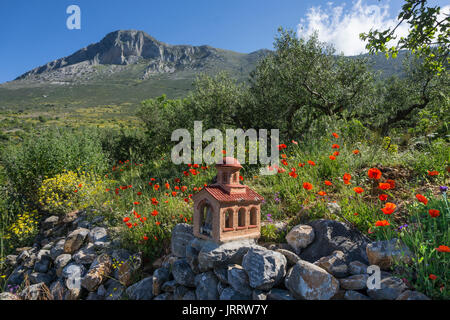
xmin=126 ymin=277 xmax=154 ymax=300
xmin=55 ymin=254 xmax=72 ymax=277
xmin=367 ymin=276 xmax=408 ymax=300
xmin=396 ymin=290 xmax=430 ymax=300
xmin=314 ymin=250 xmax=348 ymax=278
xmin=19 ymin=283 xmax=49 ymax=300
xmin=89 ymin=227 xmax=109 ymax=248
xmin=219 ymin=287 xmax=251 ymax=300
xmin=115 ymin=253 xmax=142 ymax=286
xmin=285 ymin=260 xmax=340 ymax=300
xmin=171 ymin=224 xmax=195 ymax=257
xmin=49 ymin=280 xmax=66 ymax=300
xmin=252 ymin=289 xmax=268 ymax=300
xmin=344 ymin=290 xmax=371 ymax=300
xmin=276 ymin=249 xmax=300 ymax=267
xmin=153 ymin=292 xmax=173 ymax=300
xmin=197 ymin=239 xmax=259 ymax=271
xmin=0 ymin=292 xmax=21 ymax=300
xmin=366 ymin=238 xmax=412 ymax=270
xmin=161 ymin=280 xmax=178 ymax=293
xmin=183 ymin=290 xmax=197 ymax=300
xmin=227 ymin=264 xmax=253 ymax=296
xmin=73 ymin=243 xmax=97 ymax=265
xmin=195 ymin=271 xmax=219 ymax=300
xmin=213 ymin=266 xmax=228 ymax=284
xmin=50 ymin=239 xmax=66 ymax=260
xmin=285 ymin=224 xmax=315 ymax=253
xmin=153 ymin=267 xmax=171 ymax=295
xmin=172 ymin=259 xmax=196 ymax=287
xmin=7 ymin=265 xmax=30 ymax=285
xmin=339 ymin=274 xmax=369 ymax=290
xmin=267 ymin=288 xmax=295 ymax=300
xmin=217 ymin=282 xmax=227 ymax=296
xmin=104 ymin=279 xmax=125 ymax=300
xmin=300 ymin=219 xmax=369 ymax=264
xmin=42 ymin=216 xmax=59 ymax=230
xmin=242 ymin=247 xmax=287 ymax=290
xmin=348 ymin=261 xmax=368 ymax=275
xmin=64 ymin=228 xmax=89 ymax=254
xmin=81 ymin=253 xmax=112 ymax=292
xmin=29 ymin=272 xmax=54 ymax=286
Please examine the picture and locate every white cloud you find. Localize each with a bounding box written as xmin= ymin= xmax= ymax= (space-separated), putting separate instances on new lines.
xmin=297 ymin=0 xmax=410 ymax=56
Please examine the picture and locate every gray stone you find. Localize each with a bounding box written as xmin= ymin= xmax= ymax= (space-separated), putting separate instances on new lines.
xmin=50 ymin=239 xmax=66 ymax=260
xmin=42 ymin=215 xmax=59 ymax=229
xmin=34 ymin=256 xmax=51 ymax=273
xmin=183 ymin=290 xmax=196 ymax=300
xmin=366 ymin=238 xmax=412 ymax=270
xmin=339 ymin=274 xmax=369 ymax=290
xmin=55 ymin=254 xmax=72 ymax=277
xmin=314 ymin=250 xmax=348 ymax=278
xmin=349 ymin=261 xmax=368 ymax=275
xmin=172 ymin=259 xmax=196 ymax=287
xmin=217 ymin=282 xmax=227 ymax=296
xmin=173 ymin=285 xmax=189 ymax=300
xmin=227 ymin=264 xmax=252 ymax=296
xmin=197 ymin=239 xmax=258 ymax=271
xmin=396 ymin=290 xmax=430 ymax=300
xmin=286 ymin=224 xmax=315 ymax=253
xmin=344 ymin=290 xmax=371 ymax=300
xmin=367 ymin=276 xmax=408 ymax=300
xmin=161 ymin=280 xmax=178 ymax=293
xmin=81 ymin=253 xmax=112 ymax=292
xmin=49 ymin=280 xmax=66 ymax=300
xmin=104 ymin=279 xmax=125 ymax=300
xmin=126 ymin=277 xmax=154 ymax=300
xmin=153 ymin=267 xmax=171 ymax=295
xmin=73 ymin=243 xmax=97 ymax=265
xmin=153 ymin=292 xmax=173 ymax=300
xmin=220 ymin=287 xmax=251 ymax=300
xmin=89 ymin=227 xmax=109 ymax=247
xmin=5 ymin=255 xmax=18 ymax=268
xmin=213 ymin=266 xmax=228 ymax=284
xmin=171 ymin=223 xmax=195 ymax=257
xmin=20 ymin=283 xmax=48 ymax=300
xmin=242 ymin=247 xmax=287 ymax=290
xmin=185 ymin=244 xmax=200 ymax=273
xmin=276 ymin=249 xmax=300 ymax=266
xmin=285 ymin=260 xmax=340 ymax=300
xmin=87 ymin=292 xmax=102 ymax=300
xmin=195 ymin=271 xmax=219 ymax=300
xmin=64 ymin=228 xmax=89 ymax=253
xmin=29 ymin=272 xmax=54 ymax=286
xmin=300 ymin=219 xmax=369 ymax=264
xmin=62 ymin=263 xmax=86 ymax=279
xmin=7 ymin=265 xmax=30 ymax=285
xmin=267 ymin=288 xmax=295 ymax=300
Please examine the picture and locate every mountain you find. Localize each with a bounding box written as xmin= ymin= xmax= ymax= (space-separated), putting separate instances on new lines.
xmin=0 ymin=30 xmax=405 ymax=111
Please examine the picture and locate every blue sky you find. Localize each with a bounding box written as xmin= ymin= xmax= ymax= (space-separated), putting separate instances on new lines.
xmin=0 ymin=0 xmax=448 ymax=83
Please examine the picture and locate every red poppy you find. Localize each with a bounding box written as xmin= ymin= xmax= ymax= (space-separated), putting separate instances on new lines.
xmin=308 ymin=160 xmax=316 ymax=166
xmin=353 ymin=187 xmax=364 ymax=194
xmin=281 ymin=154 xmax=287 ymax=159
xmin=171 ymin=191 xmax=177 ymax=197
xmin=123 ymin=217 xmax=130 ymax=223
xmin=354 ymin=213 xmax=359 ymax=216
xmin=150 ymin=178 xmax=156 ymax=181
xmin=222 ymin=149 xmax=227 ymax=154
xmin=332 ymin=132 xmax=339 ymax=138
xmin=329 ymin=155 xmax=336 ymax=160
xmin=428 ymin=171 xmax=439 ymax=176
xmin=343 ymin=173 xmax=351 ymax=181
xmin=435 ymin=245 xmax=450 ymax=253
xmin=74 ymin=189 xmax=78 ymax=193
xmin=325 ymin=180 xmax=333 ymax=186
xmin=318 ymin=191 xmax=327 ymax=196
xmin=78 ymin=184 xmax=82 ymax=188
xmin=368 ymin=168 xmax=382 ymax=180
xmin=181 ymin=186 xmax=188 ymax=192
xmin=298 ymin=163 xmax=305 ymax=167
xmin=183 ymin=171 xmax=189 ymax=176
xmin=281 ymin=159 xmax=288 ymax=166
xmin=386 ymin=179 xmax=396 ymax=189
xmin=151 ymin=210 xmax=159 ymax=217
xmin=165 ymin=182 xmax=170 ymax=189
xmin=381 ymin=203 xmax=396 ymax=215
xmin=133 ymin=201 xmax=140 ymax=205
xmin=375 ymin=220 xmax=390 ymax=227
xmin=143 ymin=236 xmax=149 ymax=241
xmin=331 ymin=144 xmax=340 ymax=149
xmin=378 ymin=183 xmax=391 ymax=190
xmin=416 ymin=194 xmax=428 ymax=205
xmin=429 ymin=209 xmax=440 ymax=218
xmin=155 ymin=221 xmax=161 ymax=226
xmin=151 ymin=198 xmax=159 ymax=205
xmin=289 ymin=171 xmax=298 ymax=178
xmin=303 ymin=182 xmax=313 ymax=190
xmin=353 ymin=149 xmax=360 ymax=154
xmin=379 ymin=194 xmax=388 ymax=201
xmin=174 ymin=178 xmax=181 ymax=183
xmin=184 ymin=198 xmax=189 ymax=203
xmin=333 ymin=151 xmax=340 ymax=156
xmin=137 ymin=192 xmax=142 ymax=196
xmin=154 ymin=184 xmax=160 ymax=191
xmin=105 ymin=188 xmax=110 ymax=192
xmin=429 ymin=274 xmax=437 ymax=280
xmin=278 ymin=144 xmax=287 ymax=151
xmin=239 ymin=175 xmax=244 ymax=181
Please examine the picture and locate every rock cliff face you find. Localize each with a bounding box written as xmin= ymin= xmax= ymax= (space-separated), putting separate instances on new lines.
xmin=16 ymin=30 xmax=225 ymax=81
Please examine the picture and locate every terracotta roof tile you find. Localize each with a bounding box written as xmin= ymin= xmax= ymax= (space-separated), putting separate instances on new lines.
xmin=202 ymin=185 xmax=264 ymax=202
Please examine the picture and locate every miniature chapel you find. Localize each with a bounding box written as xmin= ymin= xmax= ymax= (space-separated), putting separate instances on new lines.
xmin=192 ymin=157 xmax=264 ymax=243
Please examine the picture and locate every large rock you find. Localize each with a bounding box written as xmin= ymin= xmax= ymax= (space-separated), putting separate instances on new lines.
xmin=89 ymin=227 xmax=108 ymax=244
xmin=276 ymin=249 xmax=300 ymax=267
xmin=171 ymin=224 xmax=195 ymax=257
xmin=153 ymin=267 xmax=171 ymax=295
xmin=348 ymin=261 xmax=368 ymax=275
xmin=172 ymin=259 xmax=196 ymax=287
xmin=0 ymin=292 xmax=21 ymax=300
xmin=267 ymin=288 xmax=295 ymax=300
xmin=285 ymin=225 xmax=315 ymax=253
xmin=19 ymin=283 xmax=49 ymax=300
xmin=7 ymin=265 xmax=30 ymax=285
xmin=49 ymin=280 xmax=66 ymax=300
xmin=344 ymin=290 xmax=371 ymax=300
xmin=339 ymin=274 xmax=369 ymax=290
xmin=242 ymin=247 xmax=287 ymax=290
xmin=29 ymin=272 xmax=55 ymax=286
xmin=55 ymin=254 xmax=72 ymax=277
xmin=34 ymin=250 xmax=51 ymax=273
xmin=64 ymin=228 xmax=89 ymax=253
xmin=81 ymin=253 xmax=112 ymax=292
xmin=396 ymin=290 xmax=430 ymax=300
xmin=116 ymin=253 xmax=142 ymax=286
xmin=366 ymin=238 xmax=412 ymax=270
xmin=227 ymin=265 xmax=253 ymax=296
xmin=50 ymin=239 xmax=66 ymax=260
xmin=219 ymin=287 xmax=251 ymax=300
xmin=126 ymin=277 xmax=154 ymax=300
xmin=300 ymin=219 xmax=369 ymax=264
xmin=73 ymin=243 xmax=97 ymax=265
xmin=195 ymin=271 xmax=219 ymax=300
xmin=197 ymin=239 xmax=258 ymax=271
xmin=285 ymin=260 xmax=340 ymax=300
xmin=314 ymin=250 xmax=348 ymax=278
xmin=367 ymin=276 xmax=408 ymax=300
